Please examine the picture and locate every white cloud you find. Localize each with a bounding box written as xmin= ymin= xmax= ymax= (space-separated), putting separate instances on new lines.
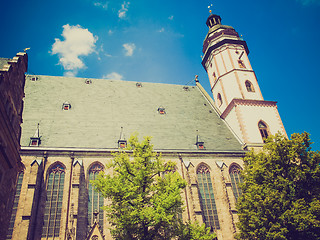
xmin=118 ymin=1 xmax=130 ymax=19
xmin=123 ymin=43 xmax=136 ymax=56
xmin=108 ymin=29 xmax=113 ymax=35
xmin=296 ymin=0 xmax=320 ymax=5
xmin=51 ymin=24 xmax=97 ymax=76
xmin=64 ymin=71 xmax=77 ymax=77
xmin=94 ymin=1 xmax=109 ymax=9
xmin=103 ymin=72 xmax=124 ymax=80
xmin=158 ymin=28 xmax=165 ymax=33
xmin=168 ymin=15 xmax=174 ymax=20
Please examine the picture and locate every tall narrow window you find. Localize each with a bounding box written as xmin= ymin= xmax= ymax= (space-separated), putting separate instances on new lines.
xmin=229 ymin=165 xmax=243 ymax=201
xmin=88 ymin=164 xmax=104 ymax=230
xmin=238 ymin=60 xmax=246 ymax=68
xmin=197 ymin=165 xmax=220 ymax=230
xmin=213 ymin=72 xmax=217 ymax=81
xmin=217 ymin=93 xmax=222 ymax=107
xmin=6 ymin=172 xmax=24 ymax=240
xmin=245 ymin=80 xmax=254 ymax=92
xmin=42 ymin=164 xmax=65 ymax=238
xmin=258 ymin=121 xmax=269 ymax=141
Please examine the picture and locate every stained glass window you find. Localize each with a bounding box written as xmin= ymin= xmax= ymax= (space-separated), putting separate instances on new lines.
xmin=88 ymin=164 xmax=104 ymax=230
xmin=229 ymin=165 xmax=243 ymax=201
xmin=6 ymin=172 xmax=24 ymax=239
xmin=42 ymin=164 xmax=65 ymax=238
xmin=197 ymin=165 xmax=220 ymax=230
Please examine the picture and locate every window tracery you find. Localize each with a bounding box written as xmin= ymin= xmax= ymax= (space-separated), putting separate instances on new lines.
xmin=6 ymin=172 xmax=24 ymax=239
xmin=196 ymin=165 xmax=220 ymax=230
xmin=88 ymin=163 xmax=104 ymax=231
xmin=42 ymin=164 xmax=65 ymax=238
xmin=229 ymin=165 xmax=243 ymax=201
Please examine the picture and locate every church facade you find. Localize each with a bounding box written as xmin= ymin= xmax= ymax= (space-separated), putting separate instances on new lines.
xmin=2 ymin=12 xmax=286 ymax=240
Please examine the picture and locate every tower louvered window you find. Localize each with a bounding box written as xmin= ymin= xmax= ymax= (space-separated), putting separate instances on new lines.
xmin=258 ymin=121 xmax=269 ymax=141
xmin=217 ymin=93 xmax=222 ymax=107
xmin=6 ymin=172 xmax=24 ymax=240
xmin=229 ymin=165 xmax=243 ymax=201
xmin=197 ymin=165 xmax=220 ymax=230
xmin=245 ymin=80 xmax=254 ymax=92
xmin=42 ymin=164 xmax=65 ymax=238
xmin=88 ymin=164 xmax=104 ymax=230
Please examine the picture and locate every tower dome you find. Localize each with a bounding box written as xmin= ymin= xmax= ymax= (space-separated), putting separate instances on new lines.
xmin=206 ymin=14 xmax=222 ymax=28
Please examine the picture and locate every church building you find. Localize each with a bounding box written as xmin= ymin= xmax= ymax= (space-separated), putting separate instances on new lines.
xmin=1 ymin=11 xmax=286 ymax=240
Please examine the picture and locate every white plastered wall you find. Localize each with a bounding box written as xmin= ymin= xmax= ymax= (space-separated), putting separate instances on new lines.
xmin=236 ymin=71 xmax=263 ymax=100
xmin=232 ymin=105 xmax=285 ymax=143
xmin=216 ymin=73 xmax=242 ymax=104
xmin=224 ymin=108 xmax=244 ymax=142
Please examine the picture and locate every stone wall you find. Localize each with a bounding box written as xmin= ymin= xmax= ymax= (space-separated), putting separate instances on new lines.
xmin=11 ymin=149 xmax=244 ymax=240
xmin=0 ymin=52 xmax=27 ymax=239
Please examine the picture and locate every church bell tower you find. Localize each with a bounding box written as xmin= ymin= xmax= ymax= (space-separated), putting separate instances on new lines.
xmin=202 ymin=12 xmax=287 ymax=148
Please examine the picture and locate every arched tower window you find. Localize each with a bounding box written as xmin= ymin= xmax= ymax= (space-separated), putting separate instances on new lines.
xmin=258 ymin=121 xmax=269 ymax=141
xmin=229 ymin=165 xmax=243 ymax=201
xmin=6 ymin=172 xmax=24 ymax=240
xmin=217 ymin=93 xmax=222 ymax=107
xmin=88 ymin=163 xmax=104 ymax=230
xmin=245 ymin=80 xmax=254 ymax=92
xmin=42 ymin=164 xmax=65 ymax=238
xmin=197 ymin=165 xmax=220 ymax=230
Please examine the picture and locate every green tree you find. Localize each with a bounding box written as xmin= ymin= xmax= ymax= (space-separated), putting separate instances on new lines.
xmin=92 ymin=134 xmax=216 ymax=240
xmin=236 ymin=132 xmax=320 ymax=240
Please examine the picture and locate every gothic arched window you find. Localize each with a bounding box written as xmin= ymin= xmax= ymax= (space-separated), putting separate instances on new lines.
xmin=245 ymin=80 xmax=254 ymax=92
xmin=258 ymin=121 xmax=269 ymax=141
xmin=217 ymin=93 xmax=222 ymax=107
xmin=42 ymin=164 xmax=65 ymax=238
xmin=6 ymin=172 xmax=24 ymax=239
xmin=229 ymin=165 xmax=243 ymax=201
xmin=197 ymin=165 xmax=220 ymax=230
xmin=88 ymin=164 xmax=104 ymax=230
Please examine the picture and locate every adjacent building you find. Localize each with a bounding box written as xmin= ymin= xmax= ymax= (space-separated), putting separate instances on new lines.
xmin=0 ymin=52 xmax=28 ymax=239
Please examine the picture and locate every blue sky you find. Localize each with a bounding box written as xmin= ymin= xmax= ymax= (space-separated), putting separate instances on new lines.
xmin=1 ymin=0 xmax=320 ymax=150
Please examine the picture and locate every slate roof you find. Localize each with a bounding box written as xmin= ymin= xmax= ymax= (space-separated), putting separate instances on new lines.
xmin=21 ymin=75 xmax=243 ymax=151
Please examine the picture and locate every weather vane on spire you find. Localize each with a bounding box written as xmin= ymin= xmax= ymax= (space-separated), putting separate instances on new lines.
xmin=208 ymin=4 xmax=213 ymax=14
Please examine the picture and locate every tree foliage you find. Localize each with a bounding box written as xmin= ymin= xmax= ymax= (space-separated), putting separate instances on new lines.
xmin=92 ymin=134 xmax=216 ymax=240
xmin=236 ymin=132 xmax=320 ymax=240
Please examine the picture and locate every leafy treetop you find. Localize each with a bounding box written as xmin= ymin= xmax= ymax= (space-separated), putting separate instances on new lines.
xmin=93 ymin=134 xmax=216 ymax=240
xmin=236 ymin=132 xmax=320 ymax=240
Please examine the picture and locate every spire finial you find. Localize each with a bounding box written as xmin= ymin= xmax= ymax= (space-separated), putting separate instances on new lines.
xmin=93 ymin=209 xmax=99 ymax=222
xmin=119 ymin=126 xmax=124 ymax=140
xmin=195 ymin=75 xmax=199 ymax=83
xmin=33 ymin=123 xmax=40 ymax=138
xmin=208 ymin=4 xmax=213 ymax=14
xmin=118 ymin=127 xmax=127 ymax=148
